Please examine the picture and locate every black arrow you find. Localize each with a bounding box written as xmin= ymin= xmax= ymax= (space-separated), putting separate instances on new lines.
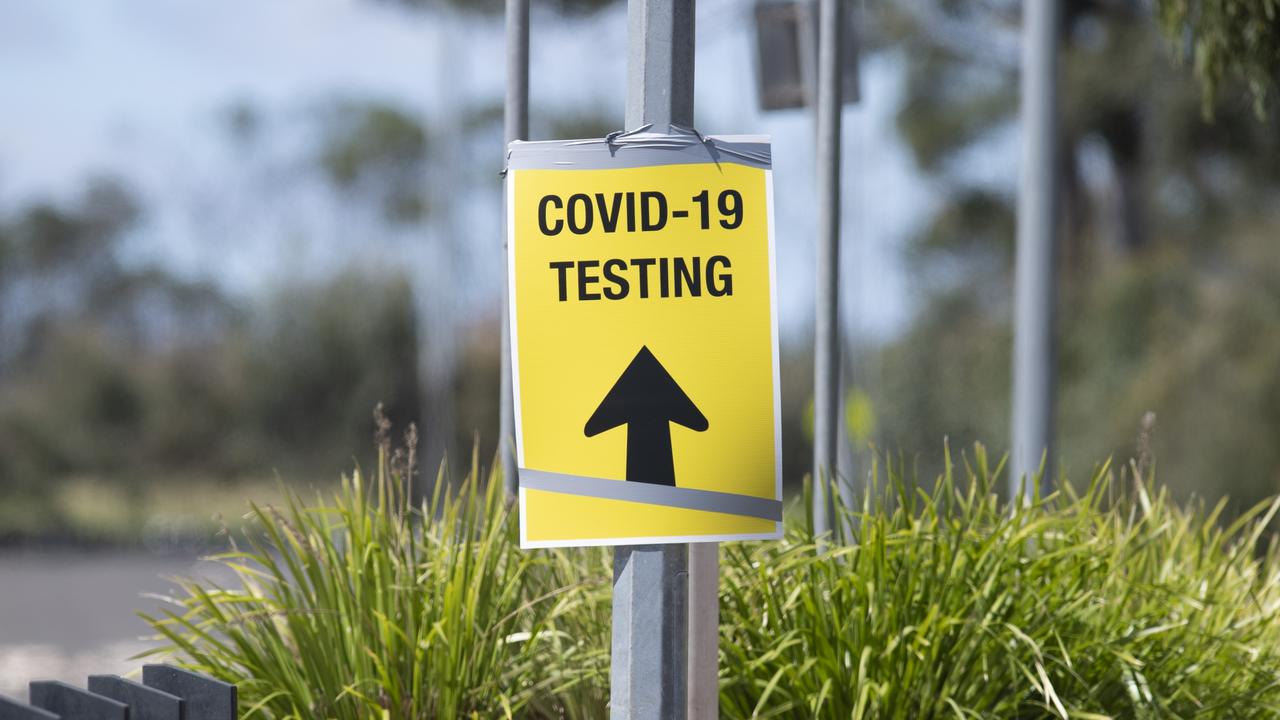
xmin=584 ymin=346 xmax=708 ymax=487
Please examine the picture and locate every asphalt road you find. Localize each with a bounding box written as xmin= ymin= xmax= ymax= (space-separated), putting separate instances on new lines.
xmin=0 ymin=551 xmax=233 ymax=700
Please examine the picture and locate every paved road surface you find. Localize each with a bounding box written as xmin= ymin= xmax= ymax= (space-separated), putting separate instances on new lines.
xmin=0 ymin=551 xmax=233 ymax=700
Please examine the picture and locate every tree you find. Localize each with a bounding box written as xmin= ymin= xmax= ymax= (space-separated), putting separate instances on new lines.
xmin=866 ymin=0 xmax=1280 ymax=508
xmin=1155 ymin=0 xmax=1280 ymax=118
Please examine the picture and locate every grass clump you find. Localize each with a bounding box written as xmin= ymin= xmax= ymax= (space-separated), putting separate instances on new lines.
xmin=719 ymin=447 xmax=1280 ymax=718
xmin=142 ymin=421 xmax=609 ymax=719
xmin=146 ymin=435 xmax=1280 ymax=718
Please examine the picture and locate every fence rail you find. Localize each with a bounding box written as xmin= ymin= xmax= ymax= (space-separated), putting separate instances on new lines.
xmin=1 ymin=665 xmax=235 ymax=720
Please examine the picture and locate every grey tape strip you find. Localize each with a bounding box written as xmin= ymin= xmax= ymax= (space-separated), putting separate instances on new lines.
xmin=507 ymin=130 xmax=772 ymax=172
xmin=520 ymin=468 xmax=782 ymax=521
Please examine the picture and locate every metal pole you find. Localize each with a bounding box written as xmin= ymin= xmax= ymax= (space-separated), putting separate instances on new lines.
xmin=812 ymin=0 xmax=843 ymax=541
xmin=613 ymin=3 xmax=696 ymax=719
xmin=500 ymin=0 xmax=529 ymax=496
xmin=625 ymin=0 xmax=694 ymax=133
xmin=612 ymin=543 xmax=688 ymax=718
xmin=686 ymin=542 xmax=717 ymax=719
xmin=1010 ymin=0 xmax=1059 ymax=501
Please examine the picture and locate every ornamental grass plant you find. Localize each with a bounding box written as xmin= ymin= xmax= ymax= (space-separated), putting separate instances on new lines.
xmin=142 ymin=419 xmax=610 ymax=719
xmin=719 ymin=447 xmax=1280 ymax=718
xmin=146 ymin=430 xmax=1280 ymax=719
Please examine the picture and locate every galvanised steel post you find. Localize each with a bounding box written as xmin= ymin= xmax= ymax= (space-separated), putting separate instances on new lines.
xmin=1010 ymin=0 xmax=1060 ymax=501
xmin=500 ymin=0 xmax=529 ymax=497
xmin=612 ymin=2 xmax=696 ymax=718
xmin=686 ymin=541 xmax=717 ymax=719
xmin=812 ymin=0 xmax=844 ymax=542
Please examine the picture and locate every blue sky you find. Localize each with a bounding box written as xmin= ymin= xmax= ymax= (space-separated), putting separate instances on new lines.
xmin=0 ymin=0 xmax=940 ymax=344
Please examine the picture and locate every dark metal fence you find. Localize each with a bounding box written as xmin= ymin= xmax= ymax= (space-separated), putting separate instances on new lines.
xmin=0 ymin=665 xmax=234 ymax=720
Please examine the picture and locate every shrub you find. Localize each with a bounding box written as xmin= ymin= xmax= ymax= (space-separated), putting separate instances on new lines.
xmin=142 ymin=430 xmax=609 ymax=719
xmin=146 ymin=440 xmax=1280 ymax=718
xmin=719 ymin=447 xmax=1280 ymax=718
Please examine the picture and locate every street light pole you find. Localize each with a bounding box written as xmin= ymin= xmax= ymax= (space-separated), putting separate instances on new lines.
xmin=812 ymin=0 xmax=844 ymax=541
xmin=1010 ymin=0 xmax=1060 ymax=500
xmin=501 ymin=0 xmax=530 ymax=497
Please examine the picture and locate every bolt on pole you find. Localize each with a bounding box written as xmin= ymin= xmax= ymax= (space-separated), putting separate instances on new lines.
xmin=501 ymin=0 xmax=529 ymax=496
xmin=1010 ymin=0 xmax=1060 ymax=501
xmin=612 ymin=2 xmax=696 ymax=719
xmin=812 ymin=0 xmax=844 ymax=542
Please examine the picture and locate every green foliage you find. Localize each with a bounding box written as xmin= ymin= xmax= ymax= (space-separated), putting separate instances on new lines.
xmin=1057 ymin=231 xmax=1280 ymax=507
xmin=867 ymin=290 xmax=1011 ymax=469
xmin=873 ymin=1 xmax=1280 ymax=510
xmin=873 ymin=221 xmax=1280 ymax=512
xmin=312 ymin=98 xmax=618 ymax=226
xmin=915 ymin=189 xmax=1014 ymax=260
xmin=0 ymin=92 xmax=611 ymax=541
xmin=320 ymin=103 xmax=430 ymax=223
xmin=544 ymin=111 xmax=620 ymax=142
xmin=886 ymin=0 xmax=1280 ymax=254
xmin=1156 ymin=0 xmax=1280 ymax=118
xmin=720 ymin=448 xmax=1280 ymax=718
xmin=143 ymin=435 xmax=610 ymax=719
xmin=0 ymin=262 xmax=431 ymax=539
xmin=241 ymin=273 xmax=423 ymax=476
xmin=145 ymin=440 xmax=1280 ymax=718
xmin=0 ymin=180 xmax=243 ymax=520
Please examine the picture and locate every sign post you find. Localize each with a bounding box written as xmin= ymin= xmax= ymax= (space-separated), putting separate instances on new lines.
xmin=506 ymin=3 xmax=782 ymax=717
xmin=622 ymin=6 xmax=703 ymax=716
xmin=500 ymin=0 xmax=530 ymax=497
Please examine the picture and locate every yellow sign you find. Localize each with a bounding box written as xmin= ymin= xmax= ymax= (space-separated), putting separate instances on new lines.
xmin=507 ymin=134 xmax=781 ymax=548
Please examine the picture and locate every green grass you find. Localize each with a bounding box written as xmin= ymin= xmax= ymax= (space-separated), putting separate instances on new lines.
xmin=720 ymin=448 xmax=1280 ymax=718
xmin=144 ymin=440 xmax=1280 ymax=719
xmin=142 ymin=440 xmax=610 ymax=719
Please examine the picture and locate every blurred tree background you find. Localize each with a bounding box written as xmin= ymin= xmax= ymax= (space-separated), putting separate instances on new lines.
xmin=2 ymin=0 xmax=1278 ymax=544
xmin=0 ymin=0 xmax=624 ymax=545
xmin=865 ymin=0 xmax=1280 ymax=508
xmin=0 ymin=176 xmax=430 ymax=540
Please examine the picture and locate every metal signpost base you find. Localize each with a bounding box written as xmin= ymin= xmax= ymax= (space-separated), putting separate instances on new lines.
xmin=612 ymin=545 xmax=688 ymax=718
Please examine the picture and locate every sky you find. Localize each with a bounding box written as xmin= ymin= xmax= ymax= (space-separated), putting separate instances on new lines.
xmin=0 ymin=0 xmax=940 ymax=345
